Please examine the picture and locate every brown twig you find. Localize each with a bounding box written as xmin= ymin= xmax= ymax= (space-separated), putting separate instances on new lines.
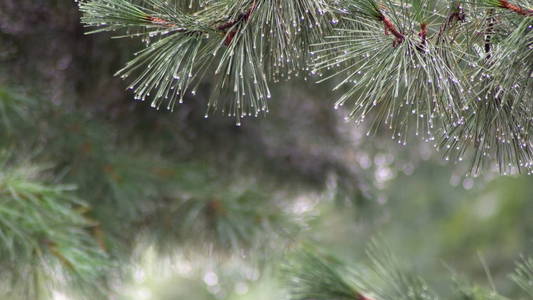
xmin=147 ymin=16 xmax=174 ymax=26
xmin=416 ymin=23 xmax=428 ymax=52
xmin=145 ymin=16 xmax=188 ymax=32
xmin=207 ymin=199 xmax=225 ymax=215
xmin=217 ymin=0 xmax=257 ymax=46
xmin=498 ymin=0 xmax=533 ymax=16
xmin=378 ymin=14 xmax=404 ymax=47
xmin=419 ymin=23 xmax=428 ymax=40
xmin=43 ymin=239 xmax=75 ymax=270
xmin=437 ymin=3 xmax=465 ymax=43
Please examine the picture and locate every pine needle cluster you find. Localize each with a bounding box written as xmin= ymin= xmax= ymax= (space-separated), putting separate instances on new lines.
xmin=79 ymin=0 xmax=532 ymax=174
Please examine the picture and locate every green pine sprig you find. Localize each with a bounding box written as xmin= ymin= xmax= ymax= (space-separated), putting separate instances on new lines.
xmin=79 ymin=0 xmax=335 ymax=125
xmin=0 ymin=160 xmax=110 ymax=298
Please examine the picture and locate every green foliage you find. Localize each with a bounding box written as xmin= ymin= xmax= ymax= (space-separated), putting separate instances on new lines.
xmin=0 ymin=161 xmax=109 ymax=299
xmin=511 ymin=256 xmax=533 ymax=297
xmin=284 ymin=249 xmax=361 ymax=300
xmin=80 ymin=0 xmax=333 ymax=125
xmin=439 ymin=2 xmax=533 ymax=175
xmin=312 ymin=0 xmax=532 ymax=175
xmin=0 ymin=87 xmax=33 ymax=133
xmin=284 ymin=243 xmax=532 ymax=300
xmin=453 ymin=280 xmax=509 ymax=300
xmin=79 ymin=0 xmax=533 ymax=174
xmin=284 ymin=243 xmax=434 ymax=300
xmin=143 ymin=172 xmax=297 ymax=253
xmin=362 ymin=240 xmax=437 ymax=300
xmin=0 ymin=86 xmax=312 ymax=297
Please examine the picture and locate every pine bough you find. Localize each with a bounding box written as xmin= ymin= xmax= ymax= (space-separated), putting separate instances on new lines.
xmin=284 ymin=242 xmax=533 ymax=300
xmin=79 ymin=0 xmax=533 ymax=175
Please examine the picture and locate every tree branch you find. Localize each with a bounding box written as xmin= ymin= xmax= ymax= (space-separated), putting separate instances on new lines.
xmin=144 ymin=16 xmax=188 ymax=32
xmin=499 ymin=0 xmax=533 ymax=16
xmin=378 ymin=14 xmax=404 ymax=47
xmin=437 ymin=3 xmax=465 ymax=42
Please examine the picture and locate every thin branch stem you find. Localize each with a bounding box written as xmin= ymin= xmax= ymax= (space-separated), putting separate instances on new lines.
xmin=144 ymin=16 xmax=188 ymax=32
xmin=378 ymin=13 xmax=404 ymax=47
xmin=437 ymin=3 xmax=465 ymax=42
xmin=417 ymin=23 xmax=428 ymax=52
xmin=499 ymin=0 xmax=533 ymax=16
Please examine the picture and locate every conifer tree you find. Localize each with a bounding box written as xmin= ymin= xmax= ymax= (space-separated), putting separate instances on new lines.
xmin=0 ymin=1 xmax=531 ymax=299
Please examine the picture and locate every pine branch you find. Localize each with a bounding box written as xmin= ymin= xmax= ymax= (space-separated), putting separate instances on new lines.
xmin=284 ymin=241 xmax=437 ymax=300
xmin=79 ymin=0 xmax=335 ymax=125
xmin=363 ymin=240 xmax=437 ymax=300
xmin=312 ymin=1 xmax=467 ymax=143
xmin=440 ymin=10 xmax=533 ymax=175
xmin=0 ymin=160 xmax=110 ymax=298
xmin=284 ymin=250 xmax=375 ymax=300
xmin=79 ymin=0 xmax=533 ymax=174
xmin=284 ymin=242 xmax=531 ymax=300
xmin=140 ymin=175 xmax=298 ymax=254
xmin=0 ymin=87 xmax=33 ymax=134
xmin=497 ymin=0 xmax=533 ymax=15
xmin=313 ymin=0 xmax=533 ymax=174
xmin=511 ymin=256 xmax=533 ymax=297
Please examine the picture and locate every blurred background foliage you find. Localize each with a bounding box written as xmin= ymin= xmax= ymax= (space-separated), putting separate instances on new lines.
xmin=0 ymin=0 xmax=531 ymax=299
